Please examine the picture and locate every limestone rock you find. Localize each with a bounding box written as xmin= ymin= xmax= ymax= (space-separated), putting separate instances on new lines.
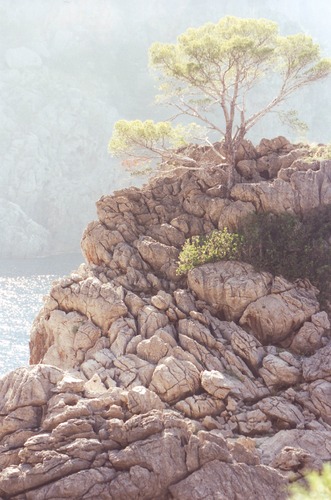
xmin=218 ymin=200 xmax=256 ymax=230
xmin=149 ymin=356 xmax=200 ymax=403
xmin=260 ymin=429 xmax=331 ymax=466
xmin=259 ymin=354 xmax=301 ymax=389
xmin=42 ymin=310 xmax=102 ymax=369
xmin=309 ymin=380 xmax=331 ymax=424
xmin=201 ymin=370 xmax=243 ymax=400
xmin=178 ymin=318 xmax=217 ymax=349
xmin=270 ymin=446 xmax=323 ymax=475
xmin=188 ymin=261 xmax=272 ymax=321
xmin=50 ymin=276 xmax=128 ymax=332
xmin=169 ymin=459 xmax=287 ymax=500
xmin=290 ymin=321 xmax=325 ymax=354
xmin=175 ymin=394 xmax=225 ymax=419
xmin=179 ymin=334 xmax=224 ymax=372
xmin=311 ymin=311 xmax=330 ymax=330
xmin=173 ymin=289 xmax=197 ymax=314
xmin=257 ymin=136 xmax=292 ymax=156
xmin=81 ymin=221 xmax=124 ymax=266
xmin=228 ymin=438 xmax=260 ymax=466
xmin=113 ymin=354 xmax=155 ymax=388
xmin=84 ymin=373 xmax=108 ymax=396
xmin=136 ymin=236 xmax=179 ymax=281
xmin=136 ymin=335 xmax=171 ymax=364
xmin=21 ymin=468 xmax=117 ymax=500
xmin=231 ymin=160 xmax=331 ymax=215
xmin=230 ymin=324 xmax=265 ymax=371
xmin=137 ymin=305 xmax=169 ymax=339
xmin=234 ymin=409 xmax=272 ymax=435
xmin=230 ymin=178 xmax=297 ymax=212
xmin=302 ymin=342 xmax=331 ymax=381
xmin=240 ymin=285 xmax=319 ymax=344
xmin=9 ymin=139 xmax=331 ymax=498
xmin=108 ymin=425 xmax=188 ymax=497
xmin=127 ymin=386 xmax=165 ymax=414
xmin=151 ymin=290 xmax=173 ymax=310
xmin=236 ymin=159 xmax=258 ymax=180
xmin=0 ymin=365 xmax=64 ymax=415
xmin=257 ymin=397 xmax=305 ymax=428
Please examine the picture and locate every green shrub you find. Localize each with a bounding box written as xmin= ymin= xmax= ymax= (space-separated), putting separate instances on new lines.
xmin=176 ymin=228 xmax=243 ymax=275
xmin=177 ymin=206 xmax=331 ymax=309
xmin=238 ymin=211 xmax=302 ymax=279
xmin=238 ymin=207 xmax=331 ymax=307
xmin=289 ymin=463 xmax=331 ymax=499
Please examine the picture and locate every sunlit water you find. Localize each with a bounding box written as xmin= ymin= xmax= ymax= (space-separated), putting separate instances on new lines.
xmin=0 ymin=254 xmax=82 ymax=377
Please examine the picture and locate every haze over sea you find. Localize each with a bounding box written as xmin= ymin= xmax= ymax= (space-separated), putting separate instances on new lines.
xmin=0 ymin=254 xmax=82 ymax=377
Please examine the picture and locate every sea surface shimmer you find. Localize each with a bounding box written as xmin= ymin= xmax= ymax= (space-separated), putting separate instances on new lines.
xmin=0 ymin=254 xmax=82 ymax=376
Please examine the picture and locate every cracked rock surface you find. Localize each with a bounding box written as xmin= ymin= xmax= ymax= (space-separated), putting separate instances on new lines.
xmin=1 ymin=138 xmax=331 ymax=499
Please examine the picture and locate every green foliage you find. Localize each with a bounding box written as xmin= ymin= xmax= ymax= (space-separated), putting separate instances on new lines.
xmin=148 ymin=16 xmax=331 ymax=162
xmin=176 ymin=228 xmax=243 ymax=275
xmin=289 ymin=463 xmax=331 ymax=499
xmin=278 ymin=110 xmax=309 ymax=141
xmin=109 ymin=119 xmax=185 ymax=155
xmin=110 ymin=16 xmax=331 ymax=171
xmin=177 ymin=207 xmax=331 ymax=308
xmin=238 ymin=212 xmax=306 ymax=281
xmin=238 ymin=208 xmax=331 ymax=307
xmin=150 ymin=17 xmax=279 ymax=89
xmin=108 ymin=119 xmax=203 ymax=172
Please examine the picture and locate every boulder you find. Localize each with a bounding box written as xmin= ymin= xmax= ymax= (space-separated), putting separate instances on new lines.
xmin=240 ymin=285 xmax=319 ymax=344
xmin=259 ymin=354 xmax=301 ymax=389
xmin=149 ymin=356 xmax=200 ymax=403
xmin=188 ymin=261 xmax=272 ymax=321
xmin=50 ymin=276 xmax=128 ymax=332
xmin=260 ymin=430 xmax=331 ymax=466
xmin=302 ymin=342 xmax=331 ymax=381
xmin=169 ymin=459 xmax=286 ymax=500
xmin=257 ymin=397 xmax=305 ymax=428
xmin=290 ymin=321 xmax=325 ymax=354
xmin=309 ymin=380 xmax=331 ymax=424
xmin=201 ymin=370 xmax=243 ymax=399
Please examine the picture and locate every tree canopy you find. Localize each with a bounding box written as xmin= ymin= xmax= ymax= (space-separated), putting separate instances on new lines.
xmin=109 ymin=16 xmax=331 ymax=169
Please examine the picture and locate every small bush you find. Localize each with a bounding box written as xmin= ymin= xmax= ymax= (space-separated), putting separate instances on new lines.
xmin=238 ymin=207 xmax=331 ymax=307
xmin=177 ymin=206 xmax=331 ymax=309
xmin=176 ymin=228 xmax=243 ymax=275
xmin=289 ymin=463 xmax=331 ymax=499
xmin=238 ymin=212 xmax=302 ymax=279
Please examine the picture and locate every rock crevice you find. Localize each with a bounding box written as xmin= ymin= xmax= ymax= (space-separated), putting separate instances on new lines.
xmin=1 ymin=138 xmax=331 ymax=498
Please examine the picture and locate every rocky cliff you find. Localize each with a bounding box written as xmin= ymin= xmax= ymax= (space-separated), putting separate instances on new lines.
xmin=0 ymin=137 xmax=330 ymax=499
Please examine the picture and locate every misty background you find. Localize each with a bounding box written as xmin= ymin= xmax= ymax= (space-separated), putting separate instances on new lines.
xmin=1 ymin=0 xmax=331 ymax=259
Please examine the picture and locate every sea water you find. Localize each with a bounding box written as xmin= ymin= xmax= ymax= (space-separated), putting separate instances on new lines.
xmin=0 ymin=254 xmax=83 ymax=377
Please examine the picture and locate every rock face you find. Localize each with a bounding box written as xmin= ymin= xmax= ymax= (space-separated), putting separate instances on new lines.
xmin=187 ymin=261 xmax=272 ymax=321
xmin=1 ymin=138 xmax=331 ymax=498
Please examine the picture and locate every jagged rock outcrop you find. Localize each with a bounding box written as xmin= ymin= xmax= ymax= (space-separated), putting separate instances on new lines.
xmin=0 ymin=365 xmax=288 ymax=500
xmin=1 ymin=138 xmax=331 ymax=498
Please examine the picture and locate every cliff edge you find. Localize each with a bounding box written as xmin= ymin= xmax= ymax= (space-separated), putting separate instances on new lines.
xmin=0 ymin=137 xmax=330 ymax=499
